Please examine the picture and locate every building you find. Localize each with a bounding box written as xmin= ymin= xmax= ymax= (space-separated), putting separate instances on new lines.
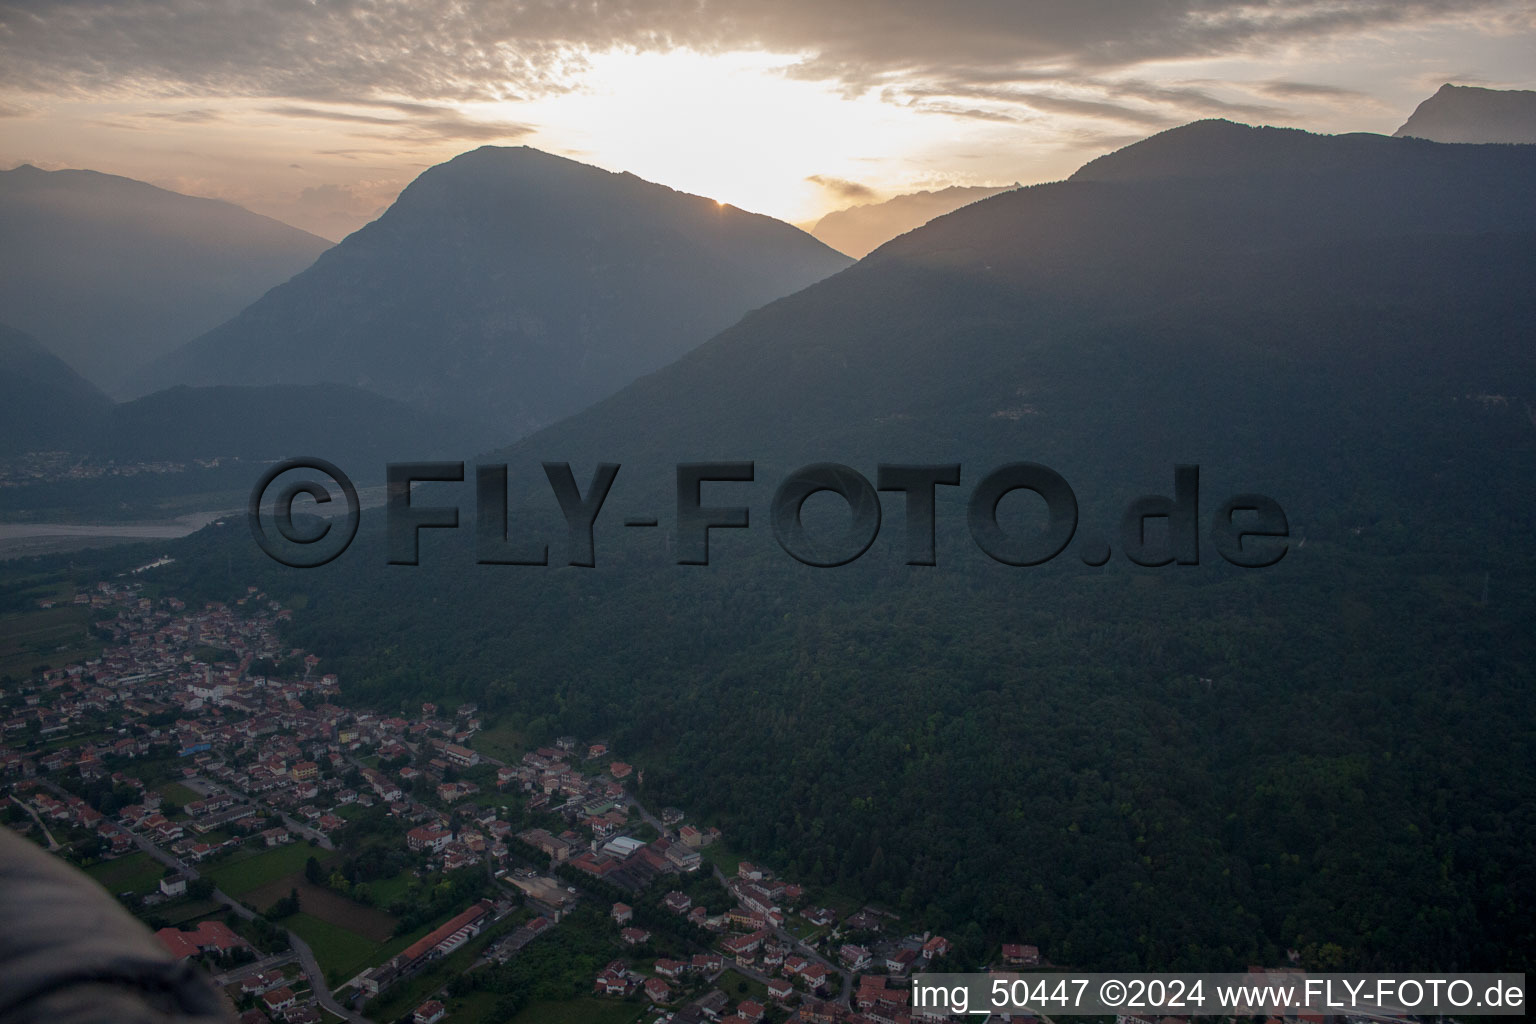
xmin=439 ymin=742 xmax=480 ymax=768
xmin=154 ymin=921 xmax=249 ymax=959
xmin=261 ymin=988 xmax=297 ymax=1016
xmin=1002 ymin=942 xmax=1041 ymax=966
xmin=665 ymin=843 xmax=702 ymax=871
xmin=413 ymin=1000 xmax=446 ymax=1024
xmin=407 ymin=825 xmax=453 ymax=853
xmin=238 ymin=970 xmax=286 ymax=996
xmin=358 ymin=900 xmax=492 ymax=996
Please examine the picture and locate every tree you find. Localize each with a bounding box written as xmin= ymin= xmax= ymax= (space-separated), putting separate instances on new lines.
xmin=270 ymin=887 xmax=301 ymax=918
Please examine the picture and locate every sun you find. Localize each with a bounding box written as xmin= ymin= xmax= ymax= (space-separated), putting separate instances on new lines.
xmin=501 ymin=48 xmax=928 ymax=222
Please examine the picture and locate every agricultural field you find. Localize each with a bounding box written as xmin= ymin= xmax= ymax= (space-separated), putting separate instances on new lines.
xmin=157 ymin=898 xmax=224 ymax=926
xmin=0 ymin=604 xmax=101 ymax=681
xmin=286 ymin=912 xmax=385 ymax=982
xmin=204 ymin=842 xmax=325 ymax=896
xmin=85 ymin=851 xmax=165 ymax=896
xmin=468 ymin=720 xmax=524 ymax=763
xmin=155 ymin=781 xmax=201 ymax=807
xmin=699 ymin=843 xmax=743 ymax=877
xmin=247 ymin=879 xmax=395 ymax=941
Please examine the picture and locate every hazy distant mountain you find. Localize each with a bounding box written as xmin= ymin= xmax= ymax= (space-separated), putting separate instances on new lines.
xmin=0 ymin=379 xmax=492 ymax=519
xmin=147 ymin=146 xmax=854 ymax=434
xmin=100 ymin=383 xmax=491 ymax=465
xmin=1 ymin=316 xmax=483 ymax=503
xmin=0 ymin=322 xmax=111 ymax=456
xmin=225 ymin=122 xmax=1536 ymax=971
xmin=0 ymin=165 xmax=332 ymax=394
xmin=808 ymin=184 xmax=1017 ymax=258
xmin=1394 ymin=83 xmax=1536 ymax=143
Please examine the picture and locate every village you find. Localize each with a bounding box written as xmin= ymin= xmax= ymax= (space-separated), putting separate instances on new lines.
xmin=1 ymin=576 xmax=1051 ymax=1024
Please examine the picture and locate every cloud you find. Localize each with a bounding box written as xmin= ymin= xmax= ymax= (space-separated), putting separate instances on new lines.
xmin=907 ymin=103 xmax=1021 ymax=124
xmin=806 ymin=174 xmax=876 ymax=200
xmin=1257 ymin=80 xmax=1371 ymax=100
xmin=296 ymin=183 xmax=369 ymax=212
xmin=0 ymin=0 xmax=1520 ymax=110
xmin=263 ymin=103 xmax=534 ymax=143
xmin=1007 ymin=92 xmax=1177 ymax=127
xmin=139 ymin=108 xmax=223 ymax=123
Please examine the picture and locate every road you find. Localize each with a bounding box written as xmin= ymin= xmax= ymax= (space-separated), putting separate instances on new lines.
xmin=211 ymin=951 xmax=296 ymax=986
xmin=181 ymin=774 xmax=333 ymax=850
xmin=33 ymin=778 xmax=370 ymax=1023
xmin=10 ymin=794 xmax=62 ymax=850
xmin=126 ymin=830 xmax=370 ymax=1022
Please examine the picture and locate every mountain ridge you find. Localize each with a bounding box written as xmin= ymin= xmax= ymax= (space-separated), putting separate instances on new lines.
xmin=184 ymin=122 xmax=1536 ymax=971
xmin=1394 ymin=83 xmax=1536 ymax=143
xmin=809 ymin=183 xmax=1019 ymax=258
xmin=0 ymin=165 xmax=332 ymax=393
xmin=146 ymin=145 xmax=854 ymax=434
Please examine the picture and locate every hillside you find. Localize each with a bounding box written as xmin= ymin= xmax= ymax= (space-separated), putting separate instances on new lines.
xmin=0 ymin=374 xmax=490 ymax=519
xmin=808 ymin=184 xmax=1017 ymax=258
xmin=0 ymin=322 xmax=112 ymax=457
xmin=1394 ymin=83 xmax=1536 ymax=143
xmin=150 ymin=122 xmax=1536 ymax=972
xmin=100 ymin=384 xmax=490 ymax=465
xmin=0 ymin=166 xmax=331 ymax=393
xmin=148 ymin=146 xmax=853 ymax=434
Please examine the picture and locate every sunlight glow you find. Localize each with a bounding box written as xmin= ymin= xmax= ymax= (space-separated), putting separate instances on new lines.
xmin=502 ymin=49 xmax=945 ymax=222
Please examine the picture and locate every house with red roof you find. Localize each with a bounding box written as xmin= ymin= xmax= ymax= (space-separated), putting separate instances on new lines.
xmin=155 ymin=921 xmax=249 ymax=960
xmin=413 ymin=1000 xmax=446 ymax=1024
xmin=260 ymin=987 xmax=297 ymax=1015
xmin=1002 ymin=942 xmax=1040 ymax=966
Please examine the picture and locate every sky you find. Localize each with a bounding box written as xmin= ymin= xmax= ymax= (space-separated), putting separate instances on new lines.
xmin=1 ymin=1 xmax=1533 ymax=240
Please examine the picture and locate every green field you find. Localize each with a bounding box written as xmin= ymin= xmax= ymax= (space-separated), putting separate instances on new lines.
xmin=300 ymin=910 xmax=453 ymax=988
xmin=287 ymin=912 xmax=384 ymax=981
xmin=156 ymin=781 xmax=202 ymax=807
xmin=158 ymin=898 xmax=224 ymax=926
xmin=784 ymin=916 xmax=826 ymax=943
xmin=85 ymin=851 xmax=165 ymax=896
xmin=205 ymin=842 xmax=326 ymax=896
xmin=470 ymin=720 xmax=525 ymax=763
xmin=366 ymin=870 xmax=417 ymax=908
xmin=0 ymin=604 xmax=101 ymax=679
xmin=717 ymin=969 xmax=767 ymax=1003
xmin=441 ymin=991 xmax=503 ymax=1024
xmin=508 ymin=998 xmax=645 ymax=1024
xmin=699 ymin=843 xmax=742 ymax=877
